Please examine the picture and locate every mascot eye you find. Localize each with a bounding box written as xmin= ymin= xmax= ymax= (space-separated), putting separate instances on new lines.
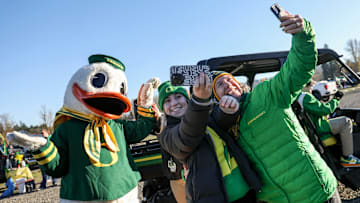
xmin=120 ymin=82 xmax=125 ymax=95
xmin=91 ymin=73 xmax=107 ymax=88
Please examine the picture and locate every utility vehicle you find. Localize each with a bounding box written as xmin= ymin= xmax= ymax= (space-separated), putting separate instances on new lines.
xmin=132 ymin=48 xmax=360 ymax=202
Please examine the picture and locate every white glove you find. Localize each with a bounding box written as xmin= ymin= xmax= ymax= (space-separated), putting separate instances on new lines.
xmin=219 ymin=95 xmax=239 ymax=114
xmin=138 ymin=77 xmax=161 ymax=108
xmin=6 ymin=131 xmax=47 ymax=151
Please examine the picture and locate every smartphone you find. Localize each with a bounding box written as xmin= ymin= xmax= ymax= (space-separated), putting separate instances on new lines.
xmin=170 ymin=65 xmax=211 ymax=86
xmin=270 ymin=3 xmax=285 ymax=20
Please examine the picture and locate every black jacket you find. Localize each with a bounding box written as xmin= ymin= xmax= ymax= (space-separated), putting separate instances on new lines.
xmin=159 ymin=98 xmax=261 ymax=203
xmin=160 ymin=146 xmax=183 ymax=180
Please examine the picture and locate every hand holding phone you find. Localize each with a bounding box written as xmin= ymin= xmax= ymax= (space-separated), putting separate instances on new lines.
xmin=170 ymin=65 xmax=211 ymax=86
xmin=271 ymin=3 xmax=304 ymax=34
xmin=192 ymin=72 xmax=212 ymax=100
xmin=270 ymin=3 xmax=286 ymax=20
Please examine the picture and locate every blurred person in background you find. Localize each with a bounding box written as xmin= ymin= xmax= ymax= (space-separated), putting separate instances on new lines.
xmin=39 ymin=129 xmax=58 ymax=189
xmin=298 ymin=79 xmax=360 ymax=167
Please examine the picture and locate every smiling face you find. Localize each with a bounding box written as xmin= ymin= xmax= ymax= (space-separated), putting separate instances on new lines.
xmin=63 ymin=62 xmax=131 ymax=119
xmin=163 ymin=93 xmax=188 ymax=118
xmin=214 ymin=74 xmax=243 ymax=100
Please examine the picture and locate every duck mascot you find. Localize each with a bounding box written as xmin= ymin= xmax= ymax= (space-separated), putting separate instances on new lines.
xmin=7 ymin=54 xmax=161 ymax=202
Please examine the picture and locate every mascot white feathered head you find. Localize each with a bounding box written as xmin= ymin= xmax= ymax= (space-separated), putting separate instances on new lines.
xmin=63 ymin=54 xmax=131 ymax=119
xmin=6 ymin=54 xmax=161 ymax=153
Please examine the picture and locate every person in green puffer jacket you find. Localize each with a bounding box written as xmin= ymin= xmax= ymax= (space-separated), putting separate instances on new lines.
xmin=212 ymin=11 xmax=339 ymax=203
xmin=297 ymin=79 xmax=360 ymax=167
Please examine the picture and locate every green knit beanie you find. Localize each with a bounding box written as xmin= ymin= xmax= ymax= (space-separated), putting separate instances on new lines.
xmin=158 ymin=81 xmax=190 ymax=111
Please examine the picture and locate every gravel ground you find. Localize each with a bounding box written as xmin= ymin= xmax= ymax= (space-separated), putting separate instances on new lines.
xmin=0 ymin=186 xmax=60 ymax=203
xmin=338 ymin=182 xmax=360 ymax=201
xmin=0 ymin=182 xmax=359 ymax=202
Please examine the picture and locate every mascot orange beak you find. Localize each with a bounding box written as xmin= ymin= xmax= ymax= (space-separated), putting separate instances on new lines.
xmin=72 ymin=83 xmax=131 ymax=119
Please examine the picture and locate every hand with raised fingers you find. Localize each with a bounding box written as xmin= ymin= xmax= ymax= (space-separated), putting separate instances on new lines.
xmin=219 ymin=95 xmax=239 ymax=114
xmin=193 ymin=72 xmax=212 ymax=100
xmin=138 ymin=77 xmax=161 ymax=108
xmin=280 ymin=11 xmax=304 ymax=35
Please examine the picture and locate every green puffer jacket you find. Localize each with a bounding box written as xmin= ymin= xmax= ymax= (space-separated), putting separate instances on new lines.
xmin=235 ymin=20 xmax=337 ymax=203
xmin=298 ymin=92 xmax=340 ymax=137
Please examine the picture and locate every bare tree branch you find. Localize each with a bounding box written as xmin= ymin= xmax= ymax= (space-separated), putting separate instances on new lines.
xmin=39 ymin=105 xmax=54 ymax=133
xmin=0 ymin=113 xmax=14 ymax=135
xmin=345 ymin=39 xmax=360 ymax=72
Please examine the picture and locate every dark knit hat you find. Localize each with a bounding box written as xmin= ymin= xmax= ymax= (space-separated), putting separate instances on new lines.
xmin=211 ymin=71 xmax=240 ymax=101
xmin=211 ymin=70 xmax=228 ymax=82
xmin=158 ymin=81 xmax=190 ymax=111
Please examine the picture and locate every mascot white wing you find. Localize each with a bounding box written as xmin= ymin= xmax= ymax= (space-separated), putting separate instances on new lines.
xmin=6 ymin=131 xmax=47 ymax=151
xmin=138 ymin=77 xmax=161 ymax=108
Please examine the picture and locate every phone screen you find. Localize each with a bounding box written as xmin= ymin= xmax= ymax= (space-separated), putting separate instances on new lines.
xmin=170 ymin=65 xmax=211 ymax=86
